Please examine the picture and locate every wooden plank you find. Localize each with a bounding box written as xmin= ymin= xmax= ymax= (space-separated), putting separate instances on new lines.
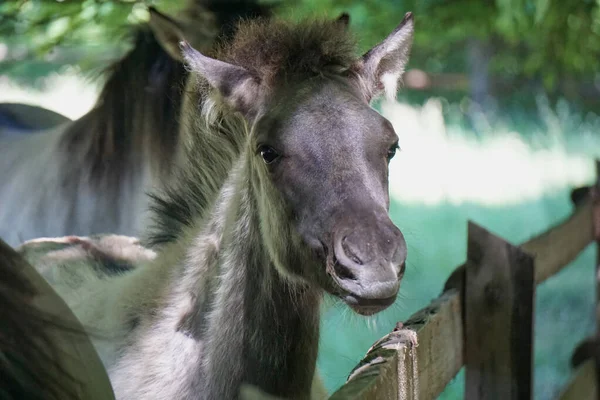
xmin=405 ymin=291 xmax=463 ymax=399
xmin=557 ymin=360 xmax=596 ymax=400
xmin=329 ymin=345 xmax=400 ymax=400
xmin=523 ymin=197 xmax=594 ymax=284
xmin=464 ymin=223 xmax=535 ymax=400
xmin=330 ymin=291 xmax=463 ymax=400
xmin=445 ymin=197 xmax=594 ymax=294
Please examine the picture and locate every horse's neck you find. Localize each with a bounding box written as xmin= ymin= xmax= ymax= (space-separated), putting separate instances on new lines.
xmin=168 ymin=166 xmax=321 ymax=399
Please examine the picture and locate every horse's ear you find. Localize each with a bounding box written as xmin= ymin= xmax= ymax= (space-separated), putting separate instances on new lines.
xmin=336 ymin=12 xmax=351 ymax=29
xmin=148 ymin=7 xmax=186 ymax=61
xmin=181 ymin=42 xmax=262 ymax=117
xmin=353 ymin=12 xmax=414 ymax=102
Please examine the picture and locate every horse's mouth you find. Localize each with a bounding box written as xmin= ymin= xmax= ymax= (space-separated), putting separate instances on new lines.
xmin=324 ymin=250 xmax=400 ymax=316
xmin=341 ymin=293 xmax=397 ymax=316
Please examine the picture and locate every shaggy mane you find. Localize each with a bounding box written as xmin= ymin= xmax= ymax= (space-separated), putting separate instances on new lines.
xmin=59 ymin=28 xmax=186 ymax=185
xmin=220 ymin=17 xmax=358 ymax=84
xmin=57 ymin=1 xmax=276 ymax=186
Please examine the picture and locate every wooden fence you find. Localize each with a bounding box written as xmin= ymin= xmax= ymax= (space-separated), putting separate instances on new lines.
xmin=330 ymin=160 xmax=600 ymax=400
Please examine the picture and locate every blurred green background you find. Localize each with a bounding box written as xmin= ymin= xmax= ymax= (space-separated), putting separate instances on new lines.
xmin=1 ymin=0 xmax=599 ymax=398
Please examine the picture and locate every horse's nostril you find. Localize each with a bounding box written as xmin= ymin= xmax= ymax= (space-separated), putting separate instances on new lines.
xmin=333 ymin=261 xmax=357 ymax=281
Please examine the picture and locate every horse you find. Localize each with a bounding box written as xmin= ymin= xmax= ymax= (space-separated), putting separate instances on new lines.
xmin=0 ymin=237 xmax=115 ymax=399
xmin=0 ymin=0 xmax=274 ymax=247
xmin=20 ymin=11 xmax=414 ymax=399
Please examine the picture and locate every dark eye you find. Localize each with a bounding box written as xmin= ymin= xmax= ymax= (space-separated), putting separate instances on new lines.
xmin=259 ymin=145 xmax=280 ymax=164
xmin=387 ymin=143 xmax=399 ymax=161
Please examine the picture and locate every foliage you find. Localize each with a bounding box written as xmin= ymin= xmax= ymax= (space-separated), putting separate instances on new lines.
xmin=281 ymin=0 xmax=600 ymax=89
xmin=0 ymin=0 xmax=185 ymax=84
xmin=0 ymin=0 xmax=184 ymax=50
xmin=1 ymin=0 xmax=599 ymax=89
xmin=494 ymin=0 xmax=600 ymax=87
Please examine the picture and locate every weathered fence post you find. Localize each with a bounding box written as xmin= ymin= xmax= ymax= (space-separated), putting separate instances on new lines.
xmin=329 ymin=326 xmax=419 ymax=400
xmin=464 ymin=222 xmax=535 ymax=400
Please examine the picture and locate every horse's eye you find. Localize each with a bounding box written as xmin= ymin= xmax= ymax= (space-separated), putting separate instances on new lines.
xmin=259 ymin=145 xmax=280 ymax=164
xmin=387 ymin=143 xmax=399 ymax=161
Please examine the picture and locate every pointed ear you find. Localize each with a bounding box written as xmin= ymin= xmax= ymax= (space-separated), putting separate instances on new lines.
xmin=336 ymin=12 xmax=351 ymax=29
xmin=148 ymin=7 xmax=187 ymax=61
xmin=181 ymin=42 xmax=262 ymax=117
xmin=354 ymin=12 xmax=414 ymax=102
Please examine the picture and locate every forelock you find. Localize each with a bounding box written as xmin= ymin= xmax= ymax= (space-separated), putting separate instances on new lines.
xmin=216 ymin=18 xmax=358 ymax=86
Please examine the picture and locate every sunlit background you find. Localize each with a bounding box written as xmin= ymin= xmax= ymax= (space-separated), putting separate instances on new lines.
xmin=2 ymin=0 xmax=599 ymax=398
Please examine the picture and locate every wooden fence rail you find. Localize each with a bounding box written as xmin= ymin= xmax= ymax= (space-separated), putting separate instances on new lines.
xmin=331 ymin=160 xmax=600 ymax=400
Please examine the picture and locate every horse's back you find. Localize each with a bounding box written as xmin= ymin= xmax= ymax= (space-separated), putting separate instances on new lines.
xmin=0 ymin=126 xmax=77 ymax=246
xmin=0 ymin=122 xmax=149 ymax=247
xmin=18 ymin=235 xmax=156 ymax=295
xmin=0 ymin=103 xmax=71 ymax=136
